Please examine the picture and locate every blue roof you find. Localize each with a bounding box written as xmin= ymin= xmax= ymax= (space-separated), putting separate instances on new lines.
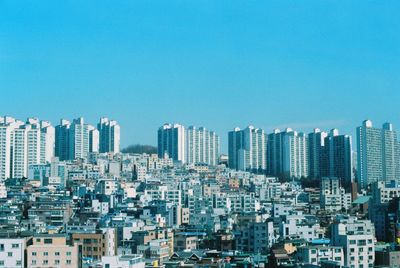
xmin=353 ymin=196 xmax=371 ymax=204
xmin=311 ymin=239 xmax=330 ymax=245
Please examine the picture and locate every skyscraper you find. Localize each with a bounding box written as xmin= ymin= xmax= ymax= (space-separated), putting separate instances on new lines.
xmin=88 ymin=125 xmax=99 ymax=153
xmin=158 ymin=123 xmax=186 ymax=163
xmin=186 ymin=126 xmax=220 ymax=166
xmin=325 ymin=129 xmax=353 ymax=185
xmin=267 ymin=129 xmax=283 ymax=177
xmin=55 ymin=119 xmax=71 ymax=161
xmin=69 ymin=117 xmax=89 ymax=160
xmin=357 ymin=120 xmax=400 ymax=190
xmin=308 ymin=128 xmax=328 ymax=179
xmin=228 ymin=126 xmax=266 ymax=172
xmin=97 ymin=117 xmax=120 ymax=154
xmin=0 ymin=116 xmax=55 ymax=179
xmin=267 ymin=128 xmax=308 ymax=178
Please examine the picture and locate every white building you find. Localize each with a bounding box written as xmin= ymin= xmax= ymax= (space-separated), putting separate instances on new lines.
xmin=228 ymin=126 xmax=267 ymax=171
xmin=186 ymin=126 xmax=220 ymax=166
xmin=268 ymin=128 xmax=308 ymax=178
xmin=0 ymin=117 xmax=55 ymax=179
xmin=331 ymin=216 xmax=375 ymax=268
xmin=296 ymin=245 xmax=344 ymax=266
xmin=69 ymin=117 xmax=89 ymax=160
xmin=320 ymin=177 xmax=351 ymax=212
xmin=0 ymin=238 xmax=26 ymax=267
xmin=88 ymin=125 xmax=99 ymax=153
xmin=98 ymin=117 xmax=120 ymax=154
xmin=102 ymin=254 xmax=145 ymax=268
xmin=157 ymin=123 xmax=186 ymax=163
xmin=357 ymin=120 xmax=400 ymax=190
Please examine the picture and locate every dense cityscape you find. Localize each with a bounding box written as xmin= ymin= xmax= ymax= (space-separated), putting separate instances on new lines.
xmin=0 ymin=116 xmax=398 ymax=268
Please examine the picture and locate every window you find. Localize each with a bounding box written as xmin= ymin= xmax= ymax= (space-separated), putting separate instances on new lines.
xmin=32 ymin=252 xmax=37 ymax=256
xmin=44 ymin=239 xmax=53 ymax=244
xmin=66 ymin=260 xmax=72 ymax=265
xmin=0 ymin=261 xmax=4 ymax=266
xmin=0 ymin=244 xmax=4 ymax=252
xmin=7 ymin=252 xmax=12 ymax=257
xmin=55 ymin=252 xmax=60 ymax=256
xmin=12 ymin=244 xmax=19 ymax=249
xmin=43 ymin=260 xmax=48 ymax=265
xmin=32 ymin=260 xmax=36 ymax=265
xmin=55 ymin=260 xmax=60 ymax=265
xmin=66 ymin=252 xmax=71 ymax=256
xmin=16 ymin=261 xmax=21 ymax=265
xmin=43 ymin=252 xmax=49 ymax=256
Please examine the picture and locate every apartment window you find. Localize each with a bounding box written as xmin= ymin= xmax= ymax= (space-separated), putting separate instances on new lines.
xmin=43 ymin=260 xmax=48 ymax=265
xmin=16 ymin=261 xmax=21 ymax=265
xmin=7 ymin=252 xmax=12 ymax=257
xmin=55 ymin=252 xmax=60 ymax=256
xmin=44 ymin=239 xmax=53 ymax=244
xmin=32 ymin=252 xmax=37 ymax=256
xmin=31 ymin=260 xmax=36 ymax=265
xmin=0 ymin=261 xmax=4 ymax=266
xmin=349 ymin=240 xmax=356 ymax=245
xmin=0 ymin=244 xmax=4 ymax=252
xmin=66 ymin=252 xmax=71 ymax=256
xmin=12 ymin=244 xmax=19 ymax=249
xmin=55 ymin=260 xmax=60 ymax=265
xmin=43 ymin=252 xmax=49 ymax=256
xmin=66 ymin=260 xmax=72 ymax=265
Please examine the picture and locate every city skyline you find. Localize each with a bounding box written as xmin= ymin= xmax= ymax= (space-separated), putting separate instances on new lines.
xmin=1 ymin=1 xmax=399 ymax=150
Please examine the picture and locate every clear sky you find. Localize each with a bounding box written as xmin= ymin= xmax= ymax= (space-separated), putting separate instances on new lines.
xmin=1 ymin=1 xmax=399 ymax=151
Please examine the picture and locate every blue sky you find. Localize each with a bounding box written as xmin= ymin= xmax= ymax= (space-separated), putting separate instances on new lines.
xmin=1 ymin=1 xmax=399 ymax=151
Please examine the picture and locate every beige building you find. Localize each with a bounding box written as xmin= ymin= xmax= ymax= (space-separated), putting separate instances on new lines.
xmin=27 ymin=234 xmax=81 ymax=268
xmin=71 ymin=228 xmax=117 ymax=261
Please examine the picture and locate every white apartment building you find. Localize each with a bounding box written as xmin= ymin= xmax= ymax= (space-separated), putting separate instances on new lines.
xmin=331 ymin=216 xmax=375 ymax=268
xmin=186 ymin=126 xmax=220 ymax=166
xmin=296 ymin=245 xmax=344 ymax=266
xmin=228 ymin=126 xmax=267 ymax=171
xmin=0 ymin=117 xmax=55 ymax=179
xmin=158 ymin=123 xmax=186 ymax=163
xmin=102 ymin=254 xmax=145 ymax=268
xmin=0 ymin=238 xmax=27 ymax=267
xmin=98 ymin=117 xmax=120 ymax=154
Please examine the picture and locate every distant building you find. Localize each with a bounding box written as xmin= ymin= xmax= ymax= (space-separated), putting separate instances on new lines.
xmin=228 ymin=126 xmax=267 ymax=172
xmin=98 ymin=117 xmax=120 ymax=154
xmin=158 ymin=124 xmax=186 ymax=163
xmin=186 ymin=126 xmax=220 ymax=166
xmin=357 ymin=120 xmax=400 ymax=190
xmin=308 ymin=128 xmax=328 ymax=179
xmin=88 ymin=125 xmax=99 ymax=153
xmin=0 ymin=116 xmax=55 ymax=179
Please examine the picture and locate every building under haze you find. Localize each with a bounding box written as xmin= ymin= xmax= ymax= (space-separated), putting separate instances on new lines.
xmin=308 ymin=128 xmax=328 ymax=179
xmin=186 ymin=126 xmax=220 ymax=166
xmin=55 ymin=117 xmax=90 ymax=161
xmin=267 ymin=128 xmax=308 ymax=179
xmin=97 ymin=117 xmax=120 ymax=154
xmin=228 ymin=126 xmax=267 ymax=172
xmin=357 ymin=120 xmax=400 ymax=190
xmin=0 ymin=116 xmax=55 ymax=179
xmin=158 ymin=123 xmax=186 ymax=163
